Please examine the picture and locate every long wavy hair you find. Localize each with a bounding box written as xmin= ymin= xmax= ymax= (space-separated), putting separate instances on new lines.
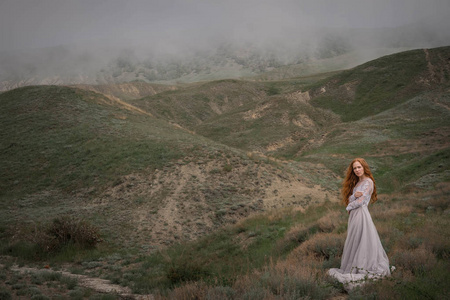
xmin=341 ymin=158 xmax=377 ymax=206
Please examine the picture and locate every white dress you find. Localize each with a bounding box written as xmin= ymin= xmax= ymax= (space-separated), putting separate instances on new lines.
xmin=328 ymin=178 xmax=391 ymax=291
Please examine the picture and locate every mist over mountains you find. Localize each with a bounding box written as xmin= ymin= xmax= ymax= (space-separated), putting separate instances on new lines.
xmin=2 ymin=0 xmax=450 ymax=90
xmin=1 ymin=17 xmax=449 ymax=91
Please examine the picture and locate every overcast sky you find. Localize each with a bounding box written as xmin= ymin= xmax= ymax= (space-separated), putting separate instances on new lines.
xmin=1 ymin=0 xmax=449 ymax=54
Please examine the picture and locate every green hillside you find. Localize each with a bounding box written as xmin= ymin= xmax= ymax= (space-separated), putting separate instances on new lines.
xmin=299 ymin=46 xmax=450 ymax=192
xmin=0 ymin=85 xmax=186 ymax=197
xmin=300 ymin=92 xmax=450 ymax=193
xmin=0 ymin=47 xmax=449 ymax=299
xmin=121 ymin=47 xmax=449 ymax=194
xmin=125 ymin=76 xmax=341 ymax=158
xmin=128 ymin=79 xmax=268 ymax=128
xmin=310 ymin=46 xmax=450 ymax=121
xmin=1 ymin=85 xmax=334 ymax=250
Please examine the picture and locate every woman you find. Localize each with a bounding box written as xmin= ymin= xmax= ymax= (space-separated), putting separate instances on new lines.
xmin=328 ymin=158 xmax=391 ymax=290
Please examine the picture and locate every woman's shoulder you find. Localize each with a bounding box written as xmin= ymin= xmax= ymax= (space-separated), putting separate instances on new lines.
xmin=362 ymin=177 xmax=374 ymax=186
xmin=358 ymin=177 xmax=373 ymax=187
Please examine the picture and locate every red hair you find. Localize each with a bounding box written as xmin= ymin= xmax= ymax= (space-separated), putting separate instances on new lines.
xmin=341 ymin=158 xmax=377 ymax=206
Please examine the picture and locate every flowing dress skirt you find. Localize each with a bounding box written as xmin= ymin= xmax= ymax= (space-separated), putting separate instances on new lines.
xmin=328 ymin=206 xmax=391 ymax=290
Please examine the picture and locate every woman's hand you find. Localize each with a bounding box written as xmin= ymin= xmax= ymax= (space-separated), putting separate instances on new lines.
xmin=355 ymin=191 xmax=363 ymax=198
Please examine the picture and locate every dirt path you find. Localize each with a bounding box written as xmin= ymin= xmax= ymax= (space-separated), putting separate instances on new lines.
xmin=9 ymin=265 xmax=154 ymax=300
xmin=423 ymin=48 xmax=448 ymax=84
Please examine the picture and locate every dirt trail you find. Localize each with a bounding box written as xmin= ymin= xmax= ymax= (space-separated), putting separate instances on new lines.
xmin=423 ymin=48 xmax=448 ymax=84
xmin=9 ymin=265 xmax=154 ymax=300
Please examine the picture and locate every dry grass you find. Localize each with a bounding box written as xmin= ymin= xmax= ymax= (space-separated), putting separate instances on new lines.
xmin=156 ymin=256 xmax=334 ymax=300
xmin=292 ymin=232 xmax=345 ymax=260
xmin=283 ymin=223 xmax=309 ymax=244
xmin=370 ymin=203 xmax=413 ymax=221
xmin=3 ymin=188 xmax=448 ymax=299
xmin=152 ymin=185 xmax=448 ymax=299
xmin=317 ymin=211 xmax=344 ymax=232
xmin=392 ymin=246 xmax=437 ymax=275
xmin=155 ymin=282 xmax=208 ymax=300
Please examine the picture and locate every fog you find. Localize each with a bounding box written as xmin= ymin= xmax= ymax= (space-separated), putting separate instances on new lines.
xmin=1 ymin=0 xmax=450 ymax=85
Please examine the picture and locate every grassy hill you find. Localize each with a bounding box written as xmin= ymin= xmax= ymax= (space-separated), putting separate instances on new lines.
xmin=300 ymin=46 xmax=450 ymax=193
xmin=124 ymin=76 xmax=341 ymax=157
xmin=71 ymin=81 xmax=179 ymax=101
xmin=0 ymin=85 xmax=186 ymax=197
xmin=0 ymin=46 xmax=449 ymax=299
xmin=309 ymin=46 xmax=450 ymax=122
xmin=0 ymin=85 xmax=336 ymax=250
xmin=118 ymin=47 xmax=449 ymax=194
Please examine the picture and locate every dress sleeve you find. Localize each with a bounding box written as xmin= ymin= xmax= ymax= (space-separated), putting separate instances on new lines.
xmin=346 ymin=179 xmax=373 ymax=211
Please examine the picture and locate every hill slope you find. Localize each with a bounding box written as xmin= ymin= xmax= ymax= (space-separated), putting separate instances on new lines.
xmin=301 ymin=46 xmax=450 ymax=192
xmin=310 ymin=46 xmax=450 ymax=121
xmin=0 ymin=47 xmax=449 ymax=300
xmin=0 ymin=85 xmax=336 ymax=248
xmin=114 ymin=46 xmax=450 ymax=193
xmin=1 ymin=46 xmax=449 ymax=249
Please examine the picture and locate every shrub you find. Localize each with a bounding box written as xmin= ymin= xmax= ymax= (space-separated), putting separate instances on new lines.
xmin=31 ymin=273 xmax=44 ymax=285
xmin=26 ymin=286 xmax=42 ymax=297
xmin=317 ymin=211 xmax=343 ymax=232
xmin=167 ymin=262 xmax=211 ymax=284
xmin=223 ymin=164 xmax=233 ymax=172
xmin=39 ymin=270 xmax=62 ymax=282
xmin=254 ymin=260 xmax=335 ymax=299
xmin=38 ymin=216 xmax=102 ymax=253
xmin=0 ymin=270 xmax=6 ymax=281
xmin=68 ymin=289 xmax=85 ymax=299
xmin=348 ymin=260 xmax=450 ymax=300
xmin=392 ymin=247 xmax=437 ymax=275
xmin=60 ymin=275 xmax=79 ymax=290
xmin=0 ymin=288 xmax=12 ymax=300
xmin=416 ymin=223 xmax=450 ymax=259
xmin=295 ymin=233 xmax=345 ymax=260
xmin=88 ymin=294 xmax=119 ymax=300
xmin=205 ymin=286 xmax=236 ymax=300
xmin=30 ymin=295 xmax=50 ymax=300
xmin=266 ymin=86 xmax=281 ymax=96
xmin=284 ymin=224 xmax=309 ymax=244
xmin=156 ymin=282 xmax=207 ymax=300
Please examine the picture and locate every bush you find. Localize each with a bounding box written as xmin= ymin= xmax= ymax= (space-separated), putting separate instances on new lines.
xmin=317 ymin=211 xmax=343 ymax=232
xmin=167 ymin=262 xmax=211 ymax=284
xmin=266 ymin=86 xmax=281 ymax=96
xmin=273 ymin=224 xmax=310 ymax=256
xmin=296 ymin=233 xmax=345 ymax=260
xmin=254 ymin=260 xmax=335 ymax=300
xmin=223 ymin=164 xmax=233 ymax=172
xmin=61 ymin=276 xmax=79 ymax=290
xmin=156 ymin=282 xmax=207 ymax=300
xmin=88 ymin=294 xmax=119 ymax=300
xmin=205 ymin=286 xmax=236 ymax=300
xmin=284 ymin=224 xmax=310 ymax=244
xmin=392 ymin=247 xmax=437 ymax=275
xmin=38 ymin=216 xmax=102 ymax=253
xmin=30 ymin=295 xmax=50 ymax=300
xmin=0 ymin=288 xmax=12 ymax=300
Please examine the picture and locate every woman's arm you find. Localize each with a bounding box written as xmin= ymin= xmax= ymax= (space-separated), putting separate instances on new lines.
xmin=346 ymin=179 xmax=373 ymax=211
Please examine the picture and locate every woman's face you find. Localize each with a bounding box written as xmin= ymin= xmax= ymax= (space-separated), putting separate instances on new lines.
xmin=352 ymin=161 xmax=365 ymax=178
